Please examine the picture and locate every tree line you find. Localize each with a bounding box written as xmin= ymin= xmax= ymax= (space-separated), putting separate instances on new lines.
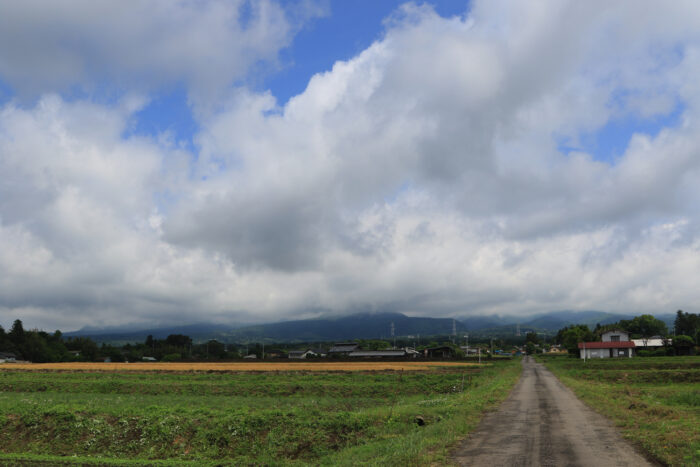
xmin=0 ymin=319 xmax=242 ymax=363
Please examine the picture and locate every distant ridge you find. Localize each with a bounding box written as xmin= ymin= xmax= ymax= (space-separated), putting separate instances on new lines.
xmin=66 ymin=310 xmax=673 ymax=344
xmin=65 ymin=312 xmax=466 ymax=344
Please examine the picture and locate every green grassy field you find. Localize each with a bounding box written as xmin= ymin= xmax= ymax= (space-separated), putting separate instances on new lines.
xmin=536 ymin=355 xmax=700 ymax=466
xmin=0 ymin=360 xmax=520 ymax=466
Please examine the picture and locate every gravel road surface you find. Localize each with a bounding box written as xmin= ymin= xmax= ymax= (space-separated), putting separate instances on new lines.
xmin=453 ymin=356 xmax=658 ymax=466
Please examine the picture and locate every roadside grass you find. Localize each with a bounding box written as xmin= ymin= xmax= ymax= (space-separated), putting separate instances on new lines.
xmin=0 ymin=359 xmax=520 ymax=465
xmin=537 ymin=355 xmax=700 ymax=466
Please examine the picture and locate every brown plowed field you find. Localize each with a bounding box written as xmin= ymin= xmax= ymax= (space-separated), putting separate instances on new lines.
xmin=0 ymin=361 xmax=480 ymax=372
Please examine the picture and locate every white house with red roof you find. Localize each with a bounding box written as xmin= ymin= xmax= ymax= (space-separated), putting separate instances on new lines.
xmin=578 ymin=330 xmax=635 ymax=359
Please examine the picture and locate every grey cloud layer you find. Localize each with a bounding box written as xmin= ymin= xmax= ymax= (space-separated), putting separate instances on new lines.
xmin=2 ymin=1 xmax=700 ymax=329
xmin=0 ymin=0 xmax=322 ymax=112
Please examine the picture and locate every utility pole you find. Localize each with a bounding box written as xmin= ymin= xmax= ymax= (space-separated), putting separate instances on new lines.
xmin=390 ymin=322 xmax=395 ymax=349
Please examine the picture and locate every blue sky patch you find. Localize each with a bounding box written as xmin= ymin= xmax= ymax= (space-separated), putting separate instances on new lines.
xmin=125 ymin=86 xmax=199 ymax=152
xmin=263 ymin=1 xmax=470 ymax=106
xmin=557 ymin=103 xmax=684 ymax=164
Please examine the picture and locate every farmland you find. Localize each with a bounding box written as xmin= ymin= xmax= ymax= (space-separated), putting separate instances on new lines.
xmin=0 ymin=359 xmax=520 ymax=466
xmin=0 ymin=361 xmax=478 ymax=372
xmin=537 ymin=355 xmax=700 ymax=466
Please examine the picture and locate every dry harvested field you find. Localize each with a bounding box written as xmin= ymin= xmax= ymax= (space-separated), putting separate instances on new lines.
xmin=0 ymin=360 xmax=480 ymax=372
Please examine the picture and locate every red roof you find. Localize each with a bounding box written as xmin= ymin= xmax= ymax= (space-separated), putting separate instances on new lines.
xmin=578 ymin=341 xmax=635 ymax=349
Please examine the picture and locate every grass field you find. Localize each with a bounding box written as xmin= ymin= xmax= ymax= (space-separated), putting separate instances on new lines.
xmin=536 ymin=355 xmax=700 ymax=466
xmin=0 ymin=361 xmax=479 ymax=372
xmin=0 ymin=359 xmax=520 ymax=466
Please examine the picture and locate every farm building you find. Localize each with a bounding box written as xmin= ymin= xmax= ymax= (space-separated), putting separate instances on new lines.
xmin=328 ymin=343 xmax=359 ymax=356
xmin=288 ymin=350 xmax=317 ymax=359
xmin=0 ymin=352 xmax=17 ymax=363
xmin=347 ymin=348 xmax=420 ymax=358
xmin=460 ymin=346 xmax=479 ymax=355
xmin=632 ymin=336 xmax=670 ymax=349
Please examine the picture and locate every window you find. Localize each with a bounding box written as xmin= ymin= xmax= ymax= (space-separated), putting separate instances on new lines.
xmin=610 ymin=335 xmax=620 ymax=342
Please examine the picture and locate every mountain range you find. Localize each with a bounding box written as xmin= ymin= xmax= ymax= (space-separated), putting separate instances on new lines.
xmin=65 ymin=310 xmax=677 ymax=344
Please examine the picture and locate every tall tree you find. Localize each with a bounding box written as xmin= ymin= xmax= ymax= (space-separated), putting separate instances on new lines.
xmin=674 ymin=310 xmax=699 ymax=343
xmin=9 ymin=319 xmax=25 ymax=345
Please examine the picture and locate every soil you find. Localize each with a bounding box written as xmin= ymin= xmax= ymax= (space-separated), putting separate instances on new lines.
xmin=452 ymin=356 xmax=659 ymax=467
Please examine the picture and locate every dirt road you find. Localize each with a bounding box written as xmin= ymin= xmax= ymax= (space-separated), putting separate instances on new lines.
xmin=453 ymin=356 xmax=657 ymax=466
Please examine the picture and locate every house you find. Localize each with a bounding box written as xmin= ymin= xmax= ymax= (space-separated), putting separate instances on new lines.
xmin=311 ymin=347 xmax=327 ymax=357
xmin=328 ymin=343 xmax=360 ymax=356
xmin=601 ymin=330 xmax=630 ymax=342
xmin=288 ymin=349 xmax=317 ymax=359
xmin=425 ymin=346 xmax=456 ymax=358
xmin=579 ymin=329 xmax=635 ymax=359
xmin=578 ymin=341 xmax=635 ymax=359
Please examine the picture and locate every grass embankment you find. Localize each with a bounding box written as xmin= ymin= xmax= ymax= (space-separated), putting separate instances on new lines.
xmin=0 ymin=359 xmax=520 ymax=466
xmin=536 ymin=355 xmax=699 ymax=466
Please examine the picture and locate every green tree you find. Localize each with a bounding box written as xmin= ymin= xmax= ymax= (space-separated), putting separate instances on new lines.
xmin=165 ymin=334 xmax=192 ymax=348
xmin=205 ymin=339 xmax=226 ymax=359
xmin=674 ymin=310 xmax=699 ymax=344
xmin=525 ymin=332 xmax=540 ymax=345
xmin=556 ymin=325 xmax=594 ymax=354
xmin=65 ymin=337 xmax=98 ymax=361
xmin=673 ymin=335 xmax=695 ymax=355
xmin=620 ymin=314 xmax=667 ymax=339
xmin=9 ymin=319 xmax=25 ymax=346
xmin=525 ymin=342 xmax=536 ymax=355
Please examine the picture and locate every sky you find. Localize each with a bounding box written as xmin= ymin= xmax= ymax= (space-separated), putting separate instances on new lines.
xmin=1 ymin=0 xmax=700 ymax=331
